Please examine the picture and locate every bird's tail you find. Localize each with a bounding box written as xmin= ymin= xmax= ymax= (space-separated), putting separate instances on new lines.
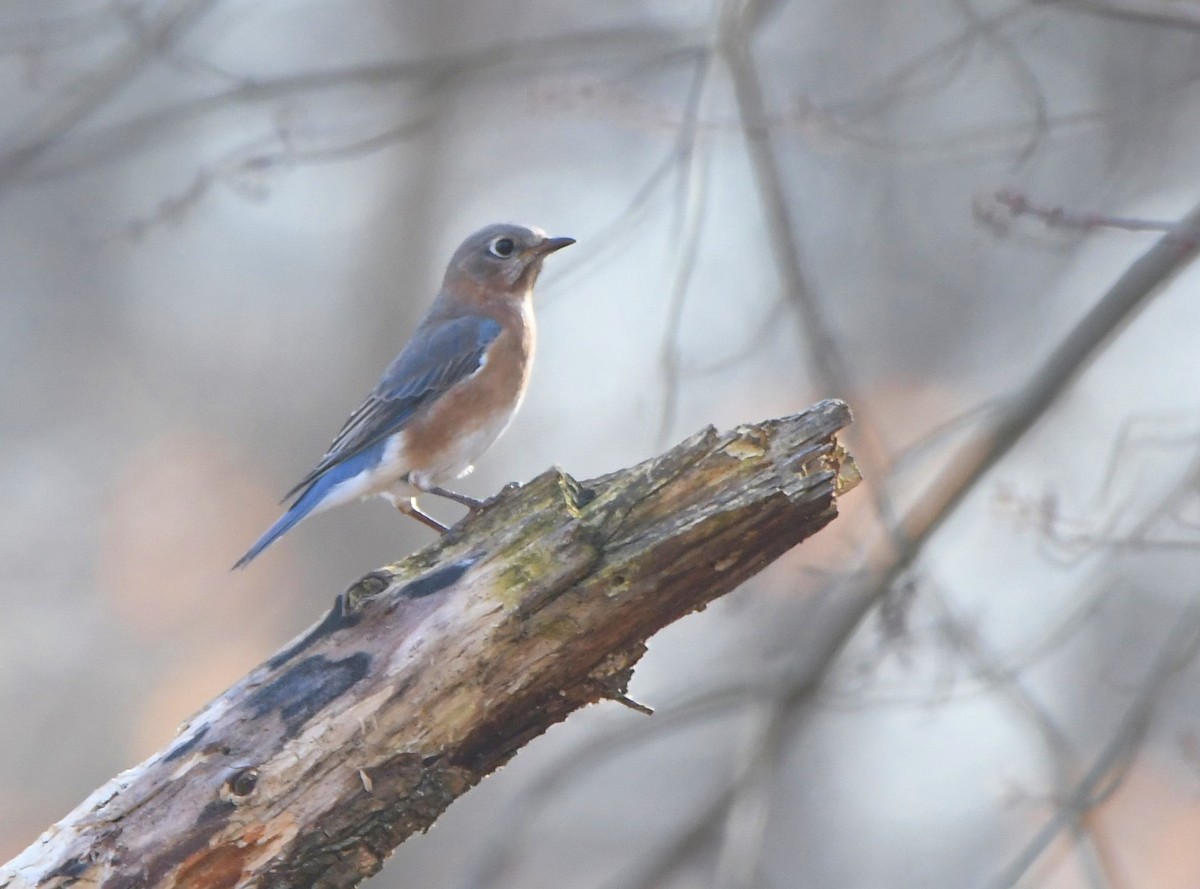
xmin=233 ymin=481 xmax=329 ymax=569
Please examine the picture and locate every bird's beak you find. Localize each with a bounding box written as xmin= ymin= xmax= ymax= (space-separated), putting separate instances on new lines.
xmin=537 ymin=236 xmax=576 ymax=255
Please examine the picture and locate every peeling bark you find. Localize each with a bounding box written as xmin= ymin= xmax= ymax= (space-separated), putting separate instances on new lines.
xmin=1 ymin=400 xmax=857 ymax=889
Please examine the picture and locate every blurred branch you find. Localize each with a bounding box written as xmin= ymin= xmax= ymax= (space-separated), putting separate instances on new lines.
xmin=884 ymin=196 xmax=1200 ymax=575
xmin=978 ymin=188 xmax=1184 ymax=238
xmin=463 ymin=682 xmax=766 ymax=889
xmin=114 ymin=113 xmax=436 ymax=240
xmin=951 ymin=0 xmax=1049 ymax=162
xmin=834 ymin=2 xmax=1029 ymax=122
xmin=929 ymin=591 xmax=1117 ymax=889
xmin=1038 ymin=0 xmax=1200 ymax=30
xmin=721 ymin=0 xmax=900 ymax=532
xmin=602 ymin=676 xmax=815 ymax=889
xmin=541 ymin=53 xmax=714 ymax=309
xmin=9 ymin=25 xmax=708 ymax=186
xmin=985 ymin=600 xmax=1200 ymax=889
xmin=0 ymin=5 xmax=126 ymax=53
xmin=0 ymin=0 xmax=223 ymax=195
xmin=967 ymin=413 xmax=1200 ymax=886
xmin=0 ymin=403 xmax=858 ymax=889
xmin=719 ymin=2 xmax=842 ymax=407
xmin=753 ymin=195 xmax=1200 ymax=838
xmin=657 ymin=49 xmax=717 ymax=445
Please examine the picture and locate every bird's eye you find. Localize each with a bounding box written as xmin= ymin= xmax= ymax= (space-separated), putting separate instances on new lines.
xmin=489 ymin=237 xmax=516 ymax=258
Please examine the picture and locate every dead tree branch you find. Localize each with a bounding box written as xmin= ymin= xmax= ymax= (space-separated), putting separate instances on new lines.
xmin=0 ymin=401 xmax=857 ymax=889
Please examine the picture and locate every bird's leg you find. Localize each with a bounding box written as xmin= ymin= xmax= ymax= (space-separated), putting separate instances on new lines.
xmin=394 ymin=496 xmax=449 ymax=533
xmin=422 ymin=484 xmax=485 ymax=511
xmin=408 ymin=474 xmax=486 ymax=511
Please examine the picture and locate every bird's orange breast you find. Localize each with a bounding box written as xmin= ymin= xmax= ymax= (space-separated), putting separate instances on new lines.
xmin=400 ymin=297 xmax=535 ymax=483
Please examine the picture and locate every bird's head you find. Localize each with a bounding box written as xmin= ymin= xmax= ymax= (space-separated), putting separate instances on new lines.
xmin=445 ymin=223 xmax=574 ymax=296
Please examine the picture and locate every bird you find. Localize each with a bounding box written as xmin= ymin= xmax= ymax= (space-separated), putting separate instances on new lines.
xmin=234 ymin=223 xmax=574 ymax=568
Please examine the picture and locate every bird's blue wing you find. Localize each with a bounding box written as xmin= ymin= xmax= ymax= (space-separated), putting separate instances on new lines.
xmin=281 ymin=314 xmax=502 ymax=503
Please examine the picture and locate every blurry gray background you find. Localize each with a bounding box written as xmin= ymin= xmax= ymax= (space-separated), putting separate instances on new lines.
xmin=5 ymin=0 xmax=1200 ymax=886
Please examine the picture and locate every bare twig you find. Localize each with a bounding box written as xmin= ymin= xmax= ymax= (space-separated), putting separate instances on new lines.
xmin=980 ymin=188 xmax=1185 ymax=238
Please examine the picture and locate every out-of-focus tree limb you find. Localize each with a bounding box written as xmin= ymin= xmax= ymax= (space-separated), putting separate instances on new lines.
xmin=884 ymin=198 xmax=1200 ymax=577
xmin=0 ymin=0 xmax=223 ymax=194
xmin=6 ymin=25 xmax=709 ymax=187
xmin=985 ymin=601 xmax=1200 ymax=889
xmin=0 ymin=401 xmax=857 ymax=889
xmin=1039 ymin=0 xmax=1200 ymax=30
xmin=764 ymin=198 xmax=1200 ymax=711
xmin=721 ymin=0 xmax=900 ymax=537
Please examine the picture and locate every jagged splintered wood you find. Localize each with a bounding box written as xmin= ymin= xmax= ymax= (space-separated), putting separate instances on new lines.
xmin=1 ymin=400 xmax=858 ymax=889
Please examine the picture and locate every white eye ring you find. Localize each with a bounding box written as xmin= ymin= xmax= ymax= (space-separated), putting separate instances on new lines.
xmin=489 ymin=237 xmax=516 ymax=258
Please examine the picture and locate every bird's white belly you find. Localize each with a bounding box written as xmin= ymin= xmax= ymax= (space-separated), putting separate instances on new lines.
xmin=310 ymin=463 xmax=392 ymax=514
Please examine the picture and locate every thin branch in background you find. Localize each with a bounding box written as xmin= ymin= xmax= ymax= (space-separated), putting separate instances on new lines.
xmin=797 ymin=102 xmax=1113 ymax=161
xmin=601 ymin=782 xmax=735 ymax=889
xmin=0 ymin=0 xmax=225 ymax=197
xmin=112 ymin=0 xmax=250 ymax=86
xmin=9 ymin=25 xmax=710 ymax=187
xmin=950 ymin=0 xmax=1049 ymax=164
xmin=821 ymin=584 xmax=1113 ymax=711
xmin=830 ymin=2 xmax=1032 ymax=122
xmin=87 ymin=29 xmax=708 ymax=242
xmin=683 ymin=295 xmax=790 ymax=376
xmin=928 ymin=588 xmax=1117 ymax=889
xmin=810 ymin=2 xmax=1200 ymax=161
xmin=531 ymin=50 xmax=713 ymax=309
xmin=0 ymin=4 xmax=125 ymax=54
xmin=871 ymin=196 xmax=1200 ymax=581
xmin=711 ymin=703 xmax=788 ymax=889
xmin=993 ymin=412 xmax=1200 ymax=564
xmin=721 ymin=0 xmax=902 ymax=540
xmin=734 ymin=197 xmax=1200 ymax=889
xmin=979 ymin=188 xmax=1189 ymax=239
xmin=719 ymin=3 xmax=839 ymax=390
xmin=985 ymin=600 xmax=1200 ymax=889
xmin=997 ymin=421 xmax=1200 ymax=563
xmin=602 ymin=672 xmax=821 ymax=889
xmin=523 ymin=14 xmax=1099 ymax=166
xmin=461 ymin=684 xmax=771 ymax=889
xmin=531 ymin=74 xmax=1112 ymax=158
xmin=111 ymin=113 xmax=435 ymax=240
xmin=536 ymin=148 xmax=680 ymax=305
xmin=1037 ymin=0 xmax=1200 ymax=30
xmin=656 ymin=53 xmax=716 ymax=446
xmin=885 ymin=400 xmax=1002 ymax=480
xmin=971 ymin=422 xmax=1200 ymax=885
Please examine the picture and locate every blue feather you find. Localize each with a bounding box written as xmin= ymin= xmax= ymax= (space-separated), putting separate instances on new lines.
xmin=233 ymin=443 xmax=387 ymax=569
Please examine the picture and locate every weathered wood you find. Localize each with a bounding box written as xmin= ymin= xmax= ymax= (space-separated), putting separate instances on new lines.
xmin=1 ymin=401 xmax=857 ymax=889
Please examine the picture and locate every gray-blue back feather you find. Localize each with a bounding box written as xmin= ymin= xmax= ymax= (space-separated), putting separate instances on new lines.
xmin=280 ymin=314 xmax=501 ymax=503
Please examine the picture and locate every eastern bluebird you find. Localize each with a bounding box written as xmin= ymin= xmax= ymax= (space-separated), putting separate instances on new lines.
xmin=234 ymin=223 xmax=574 ymax=568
